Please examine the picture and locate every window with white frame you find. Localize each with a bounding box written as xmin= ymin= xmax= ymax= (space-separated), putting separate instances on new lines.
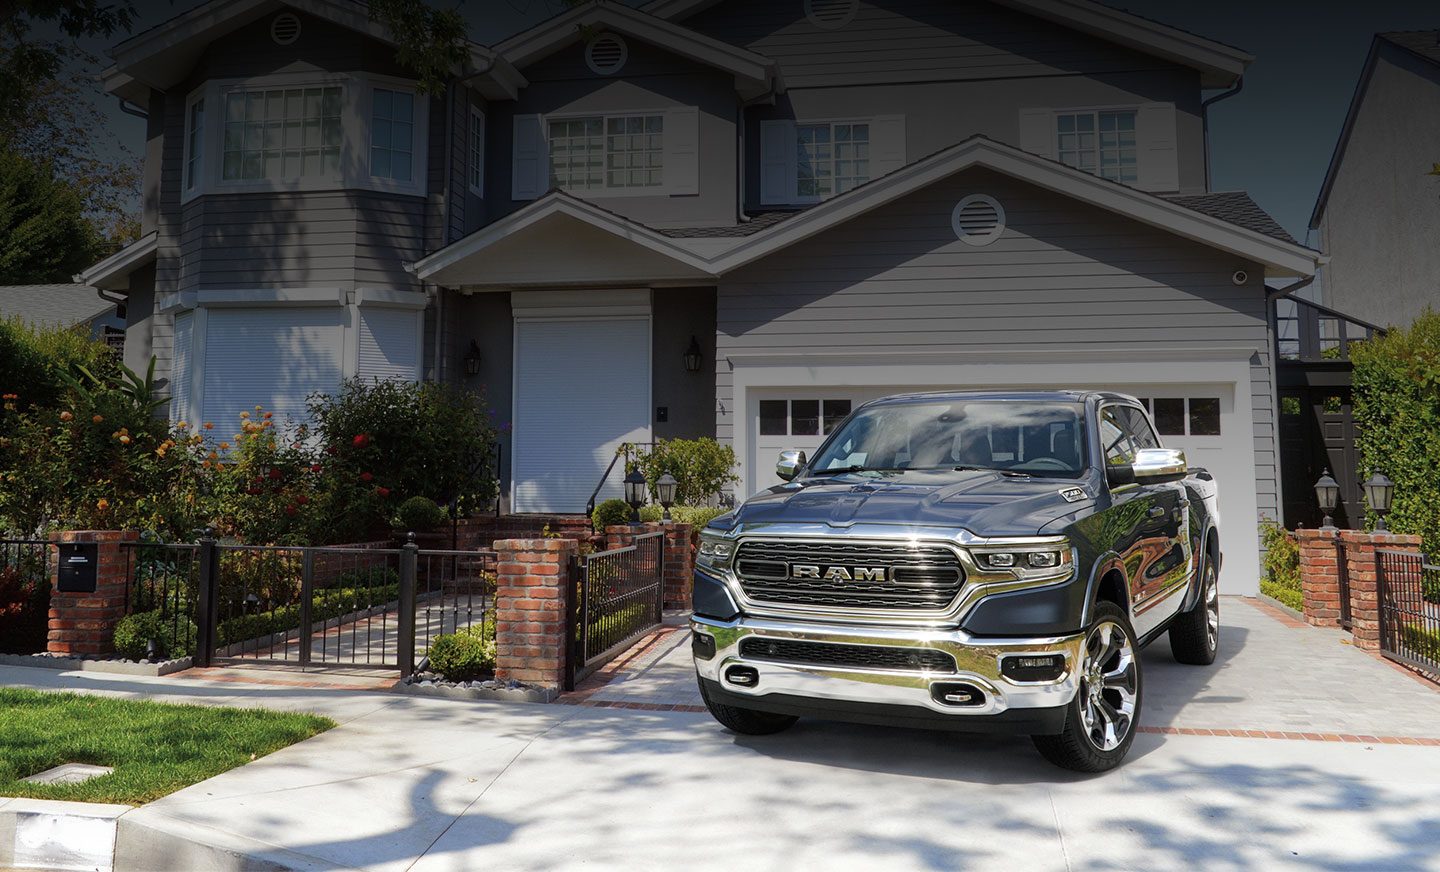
xmin=185 ymin=97 xmax=204 ymax=191
xmin=548 ymin=113 xmax=663 ymax=192
xmin=468 ymin=106 xmax=485 ymax=195
xmin=796 ymin=121 xmax=869 ymax=199
xmin=1056 ymin=110 xmax=1137 ymax=183
xmin=222 ymin=86 xmax=342 ymax=181
xmin=370 ymin=88 xmax=415 ymax=182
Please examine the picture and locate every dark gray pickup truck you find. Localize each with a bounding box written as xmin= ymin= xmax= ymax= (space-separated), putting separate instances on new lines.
xmin=690 ymin=390 xmax=1221 ymax=771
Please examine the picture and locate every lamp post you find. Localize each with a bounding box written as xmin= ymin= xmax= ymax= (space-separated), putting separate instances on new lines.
xmin=1362 ymin=470 xmax=1394 ymax=532
xmin=656 ymin=472 xmax=678 ymax=523
xmin=1314 ymin=469 xmax=1339 ymax=530
xmin=623 ymin=468 xmax=647 ymax=523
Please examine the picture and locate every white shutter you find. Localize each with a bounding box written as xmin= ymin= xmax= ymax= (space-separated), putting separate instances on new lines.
xmin=202 ymin=308 xmax=343 ymax=429
xmin=469 ymin=106 xmax=486 ymax=196
xmin=169 ymin=311 xmax=193 ymax=424
xmin=511 ymin=113 xmax=547 ymax=201
xmin=1018 ymin=108 xmax=1056 ymax=159
xmin=356 ymin=308 xmax=420 ymax=382
xmin=1136 ymin=102 xmax=1179 ymax=192
xmin=664 ymin=106 xmax=699 ymax=196
xmin=759 ymin=119 xmax=796 ymax=205
xmin=870 ymin=115 xmax=906 ymax=178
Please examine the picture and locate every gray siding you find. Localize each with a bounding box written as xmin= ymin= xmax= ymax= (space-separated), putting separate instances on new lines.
xmin=715 ymin=168 xmax=1279 ymax=522
xmin=444 ymin=290 xmax=515 ymax=508
xmin=652 ymin=287 xmax=718 ymax=441
xmin=1318 ymin=43 xmax=1440 ymax=327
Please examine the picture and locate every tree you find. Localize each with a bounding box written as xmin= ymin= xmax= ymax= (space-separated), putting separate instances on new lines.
xmin=0 ymin=149 xmax=103 ymax=284
xmin=368 ymin=0 xmax=470 ymax=95
xmin=0 ymin=1 xmax=137 ymax=123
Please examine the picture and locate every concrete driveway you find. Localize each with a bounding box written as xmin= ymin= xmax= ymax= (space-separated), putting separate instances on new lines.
xmin=4 ymin=598 xmax=1440 ymax=871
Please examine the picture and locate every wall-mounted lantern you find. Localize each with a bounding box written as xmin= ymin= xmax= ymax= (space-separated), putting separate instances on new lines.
xmin=463 ymin=340 xmax=483 ymax=377
xmin=683 ymin=335 xmax=703 ymax=373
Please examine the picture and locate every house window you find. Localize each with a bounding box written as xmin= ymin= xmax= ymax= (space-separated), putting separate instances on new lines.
xmin=758 ymin=399 xmax=852 ymax=436
xmin=222 ymin=86 xmax=342 ymax=181
xmin=468 ymin=106 xmax=485 ymax=195
xmin=1057 ymin=110 xmax=1137 ymax=183
xmin=185 ymin=98 xmax=204 ymax=191
xmin=1135 ymin=397 xmax=1223 ymax=437
xmin=548 ymin=114 xmax=663 ymax=191
xmin=796 ymin=121 xmax=869 ymax=199
xmin=370 ymin=88 xmax=415 ymax=182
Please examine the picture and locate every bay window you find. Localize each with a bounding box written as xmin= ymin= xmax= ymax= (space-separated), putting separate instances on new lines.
xmin=370 ymin=88 xmax=414 ymax=182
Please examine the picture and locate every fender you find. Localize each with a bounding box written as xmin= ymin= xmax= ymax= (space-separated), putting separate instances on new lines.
xmin=1079 ymin=550 xmax=1130 ymax=627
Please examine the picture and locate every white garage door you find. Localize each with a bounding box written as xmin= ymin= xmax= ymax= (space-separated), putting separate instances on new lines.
xmin=513 ymin=318 xmax=650 ymax=513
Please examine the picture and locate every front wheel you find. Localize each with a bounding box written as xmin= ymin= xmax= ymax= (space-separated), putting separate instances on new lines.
xmin=699 ymin=679 xmax=798 ymax=736
xmin=1032 ymin=602 xmax=1142 ymax=772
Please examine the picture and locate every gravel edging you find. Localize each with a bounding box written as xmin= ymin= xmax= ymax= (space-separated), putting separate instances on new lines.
xmin=0 ymin=652 xmax=192 ymax=676
xmin=395 ymin=675 xmax=556 ymax=704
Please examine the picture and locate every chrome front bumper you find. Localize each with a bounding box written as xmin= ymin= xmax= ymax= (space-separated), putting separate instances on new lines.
xmin=691 ymin=614 xmax=1084 ymax=718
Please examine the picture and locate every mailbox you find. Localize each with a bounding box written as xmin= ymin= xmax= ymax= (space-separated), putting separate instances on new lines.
xmin=57 ymin=543 xmax=99 ymax=593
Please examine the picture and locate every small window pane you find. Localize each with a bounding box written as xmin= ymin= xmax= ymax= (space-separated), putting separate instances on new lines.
xmin=1188 ymin=398 xmax=1221 ymax=435
xmin=791 ymin=400 xmax=820 ymax=436
xmin=822 ymin=400 xmax=851 ymax=434
xmin=1100 ymin=408 xmax=1136 ymax=467
xmin=1152 ymin=398 xmax=1185 ymax=435
xmin=759 ymin=401 xmax=788 ymax=436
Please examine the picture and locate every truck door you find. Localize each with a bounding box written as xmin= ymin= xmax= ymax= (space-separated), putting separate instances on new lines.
xmin=1116 ymin=405 xmax=1191 ymax=635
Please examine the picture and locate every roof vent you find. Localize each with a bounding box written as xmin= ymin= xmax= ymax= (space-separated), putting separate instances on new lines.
xmin=585 ymin=33 xmax=629 ymax=76
xmin=271 ymin=12 xmax=301 ymax=46
xmin=805 ymin=0 xmax=858 ymax=29
xmin=952 ymin=195 xmax=1006 ymax=247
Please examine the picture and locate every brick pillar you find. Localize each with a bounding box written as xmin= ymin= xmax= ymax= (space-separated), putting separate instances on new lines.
xmin=493 ymin=538 xmax=577 ymax=689
xmin=605 ymin=525 xmax=635 ymax=552
xmin=663 ymin=523 xmax=694 ymax=611
xmin=1297 ymin=528 xmax=1342 ymax=627
xmin=47 ymin=530 xmax=139 ymax=656
xmin=1340 ymin=530 xmax=1424 ymax=651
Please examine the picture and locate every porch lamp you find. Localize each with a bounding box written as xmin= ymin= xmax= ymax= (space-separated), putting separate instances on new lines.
xmin=655 ymin=473 xmax=678 ymax=523
xmin=623 ymin=468 xmax=648 ymax=522
xmin=1314 ymin=469 xmax=1339 ymax=529
xmin=683 ymin=335 xmax=703 ymax=373
xmin=1362 ymin=470 xmax=1395 ymax=532
xmin=463 ymin=340 xmax=482 ymax=377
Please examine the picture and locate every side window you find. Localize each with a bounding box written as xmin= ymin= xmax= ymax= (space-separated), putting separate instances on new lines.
xmin=1119 ymin=407 xmax=1160 ymax=451
xmin=1099 ymin=407 xmax=1137 ymax=467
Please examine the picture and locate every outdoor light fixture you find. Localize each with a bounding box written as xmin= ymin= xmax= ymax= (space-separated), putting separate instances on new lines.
xmin=1314 ymin=469 xmax=1339 ymax=529
xmin=463 ymin=340 xmax=482 ymax=376
xmin=623 ymin=468 xmax=647 ymax=522
xmin=656 ymin=472 xmax=678 ymax=522
xmin=683 ymin=335 xmax=703 ymax=373
xmin=1362 ymin=470 xmax=1394 ymax=532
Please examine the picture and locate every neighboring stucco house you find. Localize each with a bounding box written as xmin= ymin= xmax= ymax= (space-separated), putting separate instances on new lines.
xmin=82 ymin=0 xmax=1326 ymax=594
xmin=0 ymin=283 xmax=126 ymax=349
xmin=1311 ymin=31 xmax=1440 ymax=327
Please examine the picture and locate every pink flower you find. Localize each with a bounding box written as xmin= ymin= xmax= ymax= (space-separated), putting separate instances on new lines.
xmin=353 ymin=433 xmax=370 ymax=447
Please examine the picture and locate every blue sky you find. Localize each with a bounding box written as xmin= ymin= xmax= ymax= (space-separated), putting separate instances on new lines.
xmin=56 ymin=0 xmax=1440 ymax=243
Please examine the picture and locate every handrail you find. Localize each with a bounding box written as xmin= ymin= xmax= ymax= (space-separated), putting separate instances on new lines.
xmin=584 ymin=442 xmax=656 ymax=522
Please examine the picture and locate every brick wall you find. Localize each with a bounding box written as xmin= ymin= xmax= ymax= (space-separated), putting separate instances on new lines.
xmin=493 ymin=538 xmax=577 ymax=688
xmin=1297 ymin=528 xmax=1342 ymax=627
xmin=1297 ymin=527 xmax=1424 ymax=651
xmin=47 ymin=530 xmax=139 ymax=656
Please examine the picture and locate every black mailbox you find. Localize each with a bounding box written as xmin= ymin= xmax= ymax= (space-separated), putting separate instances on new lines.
xmin=57 ymin=543 xmax=99 ymax=593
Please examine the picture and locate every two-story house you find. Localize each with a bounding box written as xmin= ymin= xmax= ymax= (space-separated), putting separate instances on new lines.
xmin=83 ymin=0 xmax=1325 ymax=594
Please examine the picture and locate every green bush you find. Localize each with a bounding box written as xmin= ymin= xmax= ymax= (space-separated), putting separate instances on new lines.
xmin=1352 ymin=309 xmax=1440 ymax=555
xmin=216 ymin=580 xmax=400 ymax=647
xmin=394 ymin=496 xmax=447 ymax=533
xmin=112 ymin=610 xmax=198 ymax=660
xmin=427 ymin=621 xmax=496 ymax=681
xmin=637 ymin=504 xmax=729 ymax=529
xmin=592 ymin=498 xmax=633 ymax=530
xmin=1259 ymin=520 xmax=1303 ymax=611
xmin=631 ymin=438 xmax=738 ymax=506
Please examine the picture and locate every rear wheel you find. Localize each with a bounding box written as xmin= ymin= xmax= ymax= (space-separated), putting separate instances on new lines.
xmin=1169 ymin=555 xmax=1219 ymax=665
xmin=699 ymin=679 xmax=798 ymax=736
xmin=1032 ymin=601 xmax=1142 ymax=772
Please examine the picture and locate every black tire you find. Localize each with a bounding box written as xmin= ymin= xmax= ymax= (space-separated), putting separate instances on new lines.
xmin=1169 ymin=553 xmax=1219 ymax=666
xmin=1032 ymin=601 xmax=1142 ymax=773
xmin=699 ymin=679 xmax=798 ymax=736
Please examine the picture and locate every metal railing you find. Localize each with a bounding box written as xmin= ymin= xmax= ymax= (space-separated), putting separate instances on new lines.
xmin=0 ymin=539 xmax=54 ymax=654
xmin=585 ymin=442 xmax=656 ymax=521
xmin=1376 ymin=549 xmax=1440 ymax=679
xmin=1336 ymin=538 xmax=1352 ymax=630
xmin=568 ymin=531 xmax=665 ymax=686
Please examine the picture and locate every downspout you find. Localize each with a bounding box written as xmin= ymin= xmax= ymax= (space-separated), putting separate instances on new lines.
xmin=736 ymin=73 xmax=781 ymax=222
xmin=116 ymin=97 xmax=149 ymax=119
xmin=1200 ymin=76 xmax=1242 ymax=191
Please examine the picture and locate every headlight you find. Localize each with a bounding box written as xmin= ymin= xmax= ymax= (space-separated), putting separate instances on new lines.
xmin=697 ymin=532 xmax=735 ymax=571
xmin=972 ymin=540 xmax=1073 ymax=583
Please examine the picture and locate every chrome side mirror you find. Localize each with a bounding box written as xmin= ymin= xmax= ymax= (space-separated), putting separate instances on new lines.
xmin=776 ymin=450 xmax=807 ymax=482
xmin=1132 ymin=448 xmax=1188 ymax=483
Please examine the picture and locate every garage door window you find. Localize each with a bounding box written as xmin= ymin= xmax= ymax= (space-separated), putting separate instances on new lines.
xmin=759 ymin=399 xmax=852 ymax=436
xmin=1136 ymin=397 xmax=1221 ymax=437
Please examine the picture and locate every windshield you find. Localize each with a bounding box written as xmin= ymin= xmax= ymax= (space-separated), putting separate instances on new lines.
xmin=807 ymin=400 xmax=1088 ymax=478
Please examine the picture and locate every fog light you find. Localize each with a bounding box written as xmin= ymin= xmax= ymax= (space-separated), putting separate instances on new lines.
xmin=725 ymin=665 xmax=759 ymax=687
xmin=1000 ymin=654 xmax=1066 ymax=683
xmin=692 ymin=633 xmax=717 ymax=660
xmin=930 ymin=682 xmax=985 ymax=707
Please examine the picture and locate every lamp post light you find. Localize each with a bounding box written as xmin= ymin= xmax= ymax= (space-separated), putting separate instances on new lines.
xmin=1362 ymin=470 xmax=1395 ymax=532
xmin=623 ymin=468 xmax=647 ymax=523
xmin=1314 ymin=469 xmax=1339 ymax=530
xmin=656 ymin=472 xmax=678 ymax=523
xmin=683 ymin=335 xmax=703 ymax=373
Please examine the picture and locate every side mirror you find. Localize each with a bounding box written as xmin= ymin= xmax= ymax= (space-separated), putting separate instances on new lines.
xmin=1133 ymin=448 xmax=1188 ymax=483
xmin=776 ymin=450 xmax=807 ymax=482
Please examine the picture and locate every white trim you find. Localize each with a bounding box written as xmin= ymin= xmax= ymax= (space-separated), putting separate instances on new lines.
xmin=354 ymin=288 xmax=429 ymax=309
xmin=75 ymin=232 xmax=158 ymax=291
xmin=159 ymin=287 xmax=347 ymax=312
xmin=468 ymin=104 xmax=486 ymax=197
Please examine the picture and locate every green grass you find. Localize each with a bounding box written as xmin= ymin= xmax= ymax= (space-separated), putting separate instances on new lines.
xmin=0 ymin=688 xmax=333 ymax=804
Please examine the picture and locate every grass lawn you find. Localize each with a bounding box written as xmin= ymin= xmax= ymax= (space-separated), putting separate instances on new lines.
xmin=0 ymin=688 xmax=333 ymax=805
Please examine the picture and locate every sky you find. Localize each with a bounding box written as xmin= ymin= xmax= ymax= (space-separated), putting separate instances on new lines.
xmin=46 ymin=0 xmax=1440 ymax=244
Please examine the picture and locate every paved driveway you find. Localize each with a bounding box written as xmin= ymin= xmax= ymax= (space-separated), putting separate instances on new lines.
xmin=4 ymin=598 xmax=1440 ymax=871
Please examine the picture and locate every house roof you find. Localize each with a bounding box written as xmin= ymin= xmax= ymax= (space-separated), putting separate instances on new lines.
xmin=1310 ymin=32 xmax=1440 ymax=230
xmin=75 ymin=232 xmax=158 ymax=292
xmin=642 ymin=0 xmax=1251 ymax=88
xmin=659 ymin=211 xmax=799 ymax=238
xmin=414 ymin=135 xmax=1322 ymax=287
xmin=0 ymin=284 xmax=115 ymax=328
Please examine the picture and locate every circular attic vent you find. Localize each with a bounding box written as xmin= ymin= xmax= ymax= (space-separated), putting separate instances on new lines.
xmin=951 ymin=195 xmax=1006 ymax=246
xmin=271 ymin=12 xmax=302 ymax=46
xmin=585 ymin=33 xmax=629 ymax=76
xmin=805 ymin=0 xmax=858 ymax=29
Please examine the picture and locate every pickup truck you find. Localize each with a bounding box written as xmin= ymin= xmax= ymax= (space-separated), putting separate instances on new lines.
xmin=690 ymin=390 xmax=1221 ymax=771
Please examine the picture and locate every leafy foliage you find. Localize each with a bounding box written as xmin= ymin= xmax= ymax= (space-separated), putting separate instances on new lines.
xmin=216 ymin=579 xmax=401 ymax=649
xmin=367 ymin=0 xmax=469 ymax=95
xmin=112 ymin=609 xmax=197 ymax=660
xmin=0 ymin=149 xmax=104 ymax=283
xmin=0 ymin=549 xmax=50 ymax=653
xmin=426 ymin=620 xmax=497 ymax=682
xmin=629 ymin=438 xmax=738 ymax=506
xmin=592 ymin=498 xmax=633 ymax=530
xmin=1259 ymin=520 xmax=1302 ymax=611
xmin=637 ymin=504 xmax=729 ymax=529
xmin=394 ymin=495 xmax=447 ymax=533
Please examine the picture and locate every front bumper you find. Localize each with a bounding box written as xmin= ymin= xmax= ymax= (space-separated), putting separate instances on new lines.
xmin=691 ymin=614 xmax=1084 ymax=732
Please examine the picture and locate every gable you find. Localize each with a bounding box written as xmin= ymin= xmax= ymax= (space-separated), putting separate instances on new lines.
xmin=520 ymin=32 xmax=743 ymax=85
xmin=188 ymin=8 xmax=416 ymax=83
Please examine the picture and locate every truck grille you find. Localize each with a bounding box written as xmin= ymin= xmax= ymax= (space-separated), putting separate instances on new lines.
xmin=739 ymin=637 xmax=957 ymax=673
xmin=733 ymin=540 xmax=964 ymax=612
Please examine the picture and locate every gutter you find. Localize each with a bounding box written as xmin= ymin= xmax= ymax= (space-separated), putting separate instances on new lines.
xmin=1200 ymin=76 xmax=1243 ymax=190
xmin=735 ymin=68 xmax=781 ymax=223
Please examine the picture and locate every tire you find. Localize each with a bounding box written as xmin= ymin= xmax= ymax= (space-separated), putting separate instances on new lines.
xmin=1032 ymin=601 xmax=1142 ymax=773
xmin=1169 ymin=553 xmax=1219 ymax=666
xmin=699 ymin=679 xmax=798 ymax=736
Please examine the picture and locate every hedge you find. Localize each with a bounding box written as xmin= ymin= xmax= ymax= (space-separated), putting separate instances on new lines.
xmin=217 ymin=582 xmax=400 ymax=647
xmin=1258 ymin=521 xmax=1303 ymax=611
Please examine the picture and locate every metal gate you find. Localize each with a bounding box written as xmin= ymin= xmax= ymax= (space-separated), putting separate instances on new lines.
xmin=0 ymin=539 xmax=54 ymax=654
xmin=1336 ymin=538 xmax=1352 ymax=630
xmin=1376 ymin=549 xmax=1440 ymax=679
xmin=567 ymin=531 xmax=665 ymax=688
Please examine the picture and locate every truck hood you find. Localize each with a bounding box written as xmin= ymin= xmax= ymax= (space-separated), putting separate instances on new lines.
xmin=728 ymin=470 xmax=1095 ymax=538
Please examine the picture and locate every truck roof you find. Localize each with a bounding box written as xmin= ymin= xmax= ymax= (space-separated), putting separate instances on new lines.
xmin=862 ymin=389 xmax=1139 ymax=406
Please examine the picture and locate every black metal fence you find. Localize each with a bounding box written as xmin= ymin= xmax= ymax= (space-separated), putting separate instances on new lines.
xmin=1377 ymin=549 xmax=1440 ymax=679
xmin=1336 ymin=538 xmax=1352 ymax=630
xmin=568 ymin=531 xmax=665 ymax=687
xmin=0 ymin=539 xmax=54 ymax=654
xmin=414 ymin=548 xmax=498 ymax=660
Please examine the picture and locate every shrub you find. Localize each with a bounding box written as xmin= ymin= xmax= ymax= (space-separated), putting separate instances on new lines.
xmin=426 ymin=621 xmax=496 ymax=681
xmin=592 ymin=498 xmax=633 ymax=530
xmin=394 ymin=496 xmax=447 ymax=533
xmin=1259 ymin=520 xmax=1303 ymax=611
xmin=0 ymin=315 xmax=115 ymax=420
xmin=112 ymin=610 xmax=198 ymax=660
xmin=216 ymin=578 xmax=400 ymax=647
xmin=631 ymin=438 xmax=738 ymax=506
xmin=637 ymin=504 xmax=729 ymax=529
xmin=0 ymin=555 xmax=50 ymax=654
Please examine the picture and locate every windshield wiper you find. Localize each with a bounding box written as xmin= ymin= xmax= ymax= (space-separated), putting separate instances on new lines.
xmin=807 ymin=465 xmax=899 ymax=476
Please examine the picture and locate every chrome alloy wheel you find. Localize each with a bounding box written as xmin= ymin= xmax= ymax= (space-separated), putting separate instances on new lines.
xmin=1078 ymin=620 xmax=1138 ymax=752
xmin=1205 ymin=564 xmax=1220 ymax=652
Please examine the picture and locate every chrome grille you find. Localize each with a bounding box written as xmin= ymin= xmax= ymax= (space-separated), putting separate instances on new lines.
xmin=733 ymin=540 xmax=964 ymax=611
xmin=739 ymin=637 xmax=957 ymax=673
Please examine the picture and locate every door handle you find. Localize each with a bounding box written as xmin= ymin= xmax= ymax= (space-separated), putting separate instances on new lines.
xmin=1147 ymin=506 xmax=1166 ymax=519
